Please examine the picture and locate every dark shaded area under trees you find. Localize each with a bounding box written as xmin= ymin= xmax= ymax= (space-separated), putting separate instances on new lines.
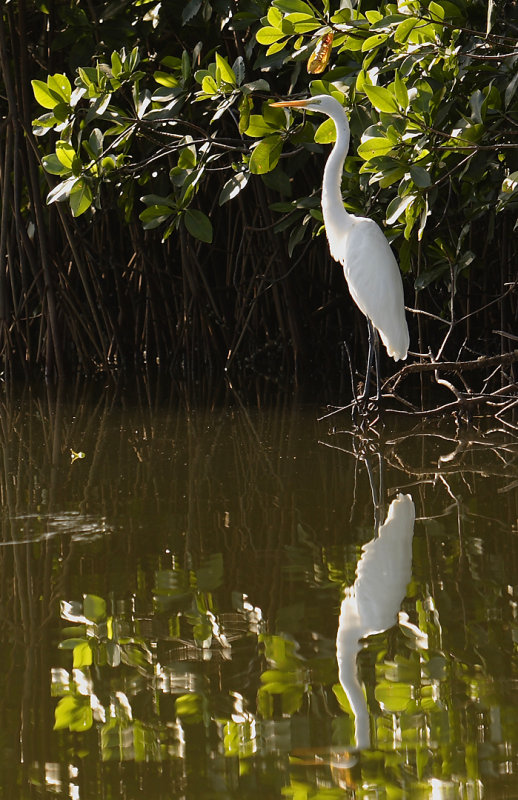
xmin=0 ymin=0 xmax=517 ymax=413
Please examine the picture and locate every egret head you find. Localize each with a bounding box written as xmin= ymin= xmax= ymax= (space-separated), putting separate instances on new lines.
xmin=270 ymin=94 xmax=344 ymax=118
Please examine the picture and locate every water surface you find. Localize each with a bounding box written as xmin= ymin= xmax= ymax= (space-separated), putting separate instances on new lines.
xmin=1 ymin=384 xmax=517 ymax=798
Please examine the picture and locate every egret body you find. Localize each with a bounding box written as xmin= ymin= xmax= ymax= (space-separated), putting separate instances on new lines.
xmin=271 ymin=95 xmax=409 ymax=398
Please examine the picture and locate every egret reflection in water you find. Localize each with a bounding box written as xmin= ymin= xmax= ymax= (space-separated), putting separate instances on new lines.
xmin=336 ymin=492 xmax=416 ymax=750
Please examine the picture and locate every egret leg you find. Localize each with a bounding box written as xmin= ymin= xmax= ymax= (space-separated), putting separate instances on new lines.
xmin=360 ymin=320 xmax=380 ymax=403
xmin=372 ymin=326 xmax=381 ymax=403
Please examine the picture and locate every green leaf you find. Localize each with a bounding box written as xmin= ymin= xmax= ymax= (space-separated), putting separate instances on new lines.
xmin=238 ymin=95 xmax=252 ymax=133
xmin=249 ymin=134 xmax=283 ymax=175
xmin=233 ymin=56 xmax=245 ymax=86
xmin=111 ymin=50 xmax=123 ymax=78
xmin=410 ymin=165 xmax=431 ymax=188
xmin=154 ymin=71 xmax=179 ymax=88
xmin=58 ymin=637 xmax=87 ymax=650
xmin=375 ymin=680 xmax=413 ymax=712
xmin=505 ymin=71 xmax=518 ymax=109
xmin=83 ymin=594 xmax=106 ymax=622
xmin=394 ymin=17 xmax=419 ymax=44
xmin=69 ymin=179 xmax=92 ymax=217
xmin=286 ymin=13 xmax=320 ymax=32
xmin=182 ymin=0 xmax=202 ymax=24
xmin=54 ymin=696 xmax=93 ymax=732
xmin=139 ymin=205 xmax=174 ymax=229
xmin=178 ymin=144 xmax=197 ymax=169
xmin=48 ymin=74 xmax=72 ymax=104
xmin=215 ymin=52 xmax=236 ymax=85
xmin=184 ymin=209 xmax=213 ymax=243
xmin=314 ymin=117 xmax=336 ymax=144
xmin=428 ymin=1 xmax=445 ymax=21
xmin=362 ymin=33 xmax=389 ymax=51
xmin=393 ymin=72 xmax=408 ymax=110
xmin=244 ymin=114 xmax=277 ymax=138
xmin=357 ymin=136 xmax=394 ymax=160
xmin=386 ymin=193 xmax=416 ymax=225
xmin=32 ymin=79 xmax=61 ymax=109
xmin=365 ymin=10 xmax=383 ymax=23
xmin=219 ymin=172 xmax=250 ymax=205
xmin=266 ymin=40 xmax=288 ymax=56
xmin=55 ymin=140 xmax=76 ymax=170
xmin=201 ymin=75 xmax=218 ymax=95
xmin=364 ymin=84 xmax=398 ymax=113
xmin=339 ymin=34 xmax=364 ymax=52
xmin=256 ymin=26 xmax=287 ymax=44
xmin=47 ymin=177 xmax=76 ymax=205
xmin=42 ymin=154 xmax=70 ymax=176
xmin=379 ymin=165 xmax=406 ymax=188
xmin=267 ymin=6 xmax=283 ymax=27
xmin=273 ymin=0 xmax=315 ymax=14
xmin=73 ymin=641 xmax=93 ymax=668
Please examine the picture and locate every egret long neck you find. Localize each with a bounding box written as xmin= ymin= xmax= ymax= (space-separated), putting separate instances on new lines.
xmin=321 ymin=109 xmax=353 ymax=232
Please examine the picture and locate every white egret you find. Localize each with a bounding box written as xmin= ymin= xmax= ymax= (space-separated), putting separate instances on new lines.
xmin=336 ymin=493 xmax=415 ymax=749
xmin=271 ymin=95 xmax=409 ymax=402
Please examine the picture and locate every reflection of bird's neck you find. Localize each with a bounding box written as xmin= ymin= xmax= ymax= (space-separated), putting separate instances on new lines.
xmin=337 ymin=601 xmax=371 ymax=750
xmin=321 ymin=107 xmax=354 ymax=251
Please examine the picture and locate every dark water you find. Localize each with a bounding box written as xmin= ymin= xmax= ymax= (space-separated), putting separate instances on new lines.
xmin=1 ymin=383 xmax=517 ymax=799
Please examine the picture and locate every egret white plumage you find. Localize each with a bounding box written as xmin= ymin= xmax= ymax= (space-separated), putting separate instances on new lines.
xmin=271 ymin=95 xmax=409 ymax=402
xmin=336 ymin=493 xmax=415 ymax=749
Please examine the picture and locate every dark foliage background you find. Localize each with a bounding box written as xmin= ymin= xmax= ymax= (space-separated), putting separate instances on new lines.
xmin=0 ymin=0 xmax=516 ymax=403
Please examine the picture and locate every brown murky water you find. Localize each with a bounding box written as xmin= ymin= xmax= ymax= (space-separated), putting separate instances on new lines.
xmin=1 ymin=383 xmax=517 ymax=798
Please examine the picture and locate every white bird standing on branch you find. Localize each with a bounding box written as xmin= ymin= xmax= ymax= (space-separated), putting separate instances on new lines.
xmin=271 ymin=94 xmax=409 ymax=402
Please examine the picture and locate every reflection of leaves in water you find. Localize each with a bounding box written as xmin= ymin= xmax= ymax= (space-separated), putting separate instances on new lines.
xmin=54 ymin=695 xmax=92 ymax=732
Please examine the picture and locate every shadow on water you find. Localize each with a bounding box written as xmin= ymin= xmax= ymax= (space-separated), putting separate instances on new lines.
xmin=1 ymin=380 xmax=518 ymax=798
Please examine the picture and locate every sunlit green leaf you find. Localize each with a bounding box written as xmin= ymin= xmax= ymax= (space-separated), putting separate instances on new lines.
xmin=273 ymin=0 xmax=315 ymax=14
xmin=54 ymin=696 xmax=93 ymax=732
xmin=47 ymin=73 xmax=72 ymax=104
xmin=47 ymin=177 xmax=77 ymax=205
xmin=364 ymin=84 xmax=398 ymax=113
xmin=362 ymin=33 xmax=389 ymax=51
xmin=314 ymin=117 xmax=336 ymax=144
xmin=42 ymin=153 xmax=70 ymax=176
xmin=176 ymin=693 xmax=204 ymax=723
xmin=266 ymin=40 xmax=288 ymax=56
xmin=249 ymin=134 xmax=283 ymax=175
xmin=215 ymin=52 xmax=236 ymax=85
xmin=394 ymin=17 xmax=419 ymax=44
xmin=267 ymin=6 xmax=283 ymax=27
xmin=386 ymin=193 xmax=416 ymax=225
xmin=55 ymin=140 xmax=76 ymax=170
xmin=73 ymin=641 xmax=93 ymax=668
xmin=31 ymin=79 xmax=61 ymax=109
xmin=219 ymin=172 xmax=250 ymax=205
xmin=244 ymin=114 xmax=278 ymax=138
xmin=375 ymin=680 xmax=413 ymax=712
xmin=357 ymin=136 xmax=394 ymax=160
xmin=393 ymin=72 xmax=409 ymax=110
xmin=70 ymin=178 xmax=93 ymax=217
xmin=256 ymin=26 xmax=286 ymax=45
xmin=201 ymin=75 xmax=218 ymax=95
xmin=154 ymin=71 xmax=179 ymax=87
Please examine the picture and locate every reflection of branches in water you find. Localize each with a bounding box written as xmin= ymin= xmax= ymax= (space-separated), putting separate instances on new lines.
xmin=322 ymin=343 xmax=518 ymax=429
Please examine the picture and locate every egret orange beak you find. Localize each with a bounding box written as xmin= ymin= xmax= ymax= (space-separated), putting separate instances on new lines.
xmin=270 ymin=99 xmax=311 ymax=108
